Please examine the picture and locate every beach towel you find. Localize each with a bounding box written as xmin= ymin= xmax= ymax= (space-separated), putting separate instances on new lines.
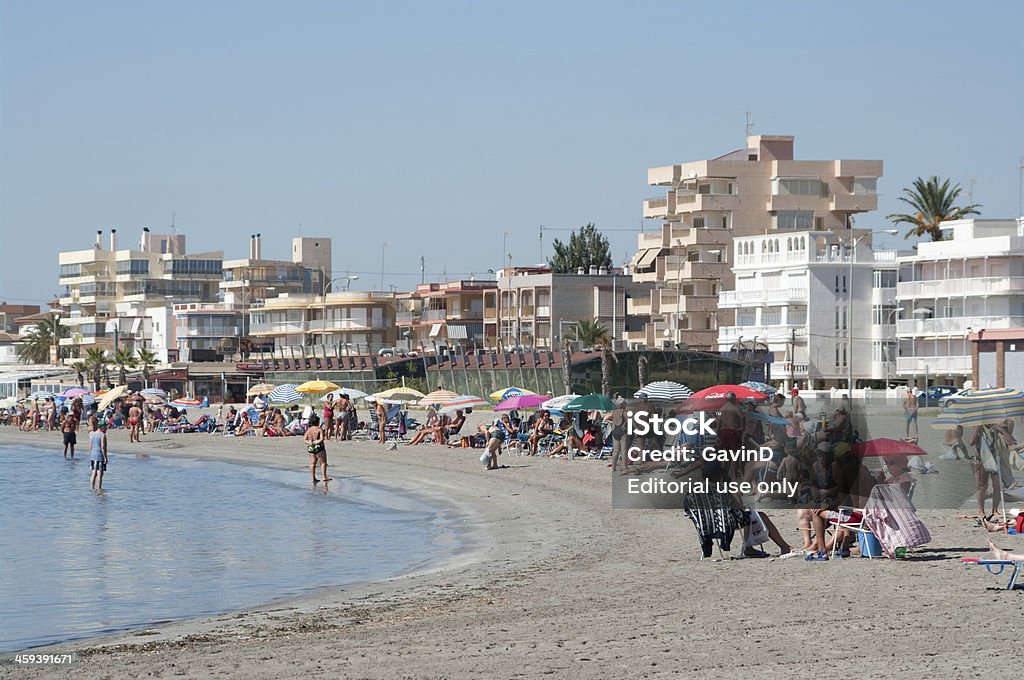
xmin=683 ymin=490 xmax=748 ymax=551
xmin=862 ymin=484 xmax=931 ymax=559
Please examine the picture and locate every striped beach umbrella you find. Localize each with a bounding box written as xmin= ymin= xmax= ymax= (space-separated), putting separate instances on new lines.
xmin=489 ymin=387 xmax=536 ymax=402
xmin=931 ymin=387 xmax=1024 ymax=429
xmin=80 ymin=393 xmax=96 ymax=406
xmin=740 ymin=381 xmax=776 ymax=395
xmin=419 ymin=389 xmax=459 ymax=407
xmin=495 ymin=394 xmax=548 ymax=411
xmin=141 ymin=388 xmax=168 ymax=399
xmin=268 ymin=384 xmax=302 ymax=405
xmin=635 ymin=381 xmax=693 ymax=404
xmin=542 ymin=394 xmax=579 ymax=411
xmin=246 ymin=383 xmax=276 ymax=397
xmin=27 ymin=391 xmax=56 ymax=401
xmin=439 ymin=395 xmax=490 ymax=413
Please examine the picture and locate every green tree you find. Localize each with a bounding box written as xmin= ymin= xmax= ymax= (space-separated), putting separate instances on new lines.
xmin=887 ymin=175 xmax=981 ymax=241
xmin=17 ymin=313 xmax=69 ymax=364
xmin=111 ymin=347 xmax=138 ymax=386
xmin=573 ymin=319 xmax=614 ymax=396
xmin=83 ymin=348 xmax=109 ymax=392
xmin=135 ymin=348 xmax=158 ymax=387
xmin=548 ymin=223 xmax=613 ymax=274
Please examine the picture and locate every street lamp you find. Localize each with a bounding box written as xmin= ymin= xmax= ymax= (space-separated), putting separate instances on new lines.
xmin=912 ymin=307 xmax=932 ymax=391
xmin=843 ymin=230 xmax=897 ymax=396
xmin=321 ymin=270 xmax=359 ymax=348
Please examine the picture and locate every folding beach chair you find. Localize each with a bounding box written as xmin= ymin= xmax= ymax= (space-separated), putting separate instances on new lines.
xmin=960 ymin=558 xmax=1024 ymax=590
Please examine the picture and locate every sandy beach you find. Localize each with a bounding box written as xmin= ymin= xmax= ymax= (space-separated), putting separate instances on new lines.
xmin=2 ymin=412 xmax=1022 ymax=679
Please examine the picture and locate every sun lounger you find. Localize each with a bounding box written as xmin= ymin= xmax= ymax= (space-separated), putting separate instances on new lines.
xmin=960 ymin=558 xmax=1024 ymax=590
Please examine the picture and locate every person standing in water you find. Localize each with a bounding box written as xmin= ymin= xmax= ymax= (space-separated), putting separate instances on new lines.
xmin=62 ymin=411 xmax=79 ymax=459
xmin=88 ymin=420 xmax=108 ymax=491
xmin=304 ymin=414 xmax=331 ymax=484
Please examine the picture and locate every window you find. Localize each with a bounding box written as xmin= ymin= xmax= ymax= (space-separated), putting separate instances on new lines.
xmin=872 ymin=270 xmax=897 ymax=288
xmin=116 ymin=259 xmax=149 ymax=275
xmin=814 ymin=216 xmax=825 ymax=230
xmin=774 ymin=211 xmax=814 ymax=229
xmin=687 ymin=250 xmax=700 ymax=262
xmin=59 ymin=264 xmax=82 ymax=278
xmin=776 ymin=177 xmax=825 ymax=196
xmin=842 ymin=344 xmax=847 ymax=367
xmin=835 ymin=343 xmax=841 ymax=367
xmin=835 ymin=307 xmax=840 ymax=330
xmin=166 ymin=259 xmax=223 ymax=276
xmin=842 ymin=275 xmax=847 ymax=293
xmin=692 ymin=216 xmax=706 ymax=229
xmin=852 ymin=177 xmax=877 ymax=195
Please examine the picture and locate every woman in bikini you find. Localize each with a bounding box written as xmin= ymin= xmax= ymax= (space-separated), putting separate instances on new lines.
xmin=304 ymin=414 xmax=330 ymax=483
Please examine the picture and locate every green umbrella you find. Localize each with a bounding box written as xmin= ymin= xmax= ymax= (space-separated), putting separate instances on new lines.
xmin=563 ymin=393 xmax=615 ymax=412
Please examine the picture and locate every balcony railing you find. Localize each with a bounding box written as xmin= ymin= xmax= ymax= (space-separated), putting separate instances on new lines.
xmin=396 ymin=312 xmax=420 ymax=323
xmin=719 ymin=288 xmax=808 ymax=307
xmin=896 ymin=315 xmax=1024 ymax=336
xmin=718 ymin=325 xmax=807 ymax=342
xmin=896 ymin=276 xmax=1024 ymax=299
xmin=896 ymin=355 xmax=972 ymax=374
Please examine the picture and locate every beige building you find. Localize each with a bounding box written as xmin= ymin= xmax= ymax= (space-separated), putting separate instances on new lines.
xmin=396 ymin=280 xmax=496 ymax=353
xmin=483 ymin=267 xmax=653 ymax=351
xmin=249 ymin=291 xmax=398 ymax=355
xmin=58 ymin=228 xmax=223 ymax=361
xmin=631 ymin=134 xmax=883 ymax=350
xmin=220 ymin=234 xmax=330 ymax=307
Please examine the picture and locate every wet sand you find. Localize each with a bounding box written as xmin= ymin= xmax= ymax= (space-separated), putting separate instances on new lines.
xmin=2 ymin=412 xmax=1022 ymax=679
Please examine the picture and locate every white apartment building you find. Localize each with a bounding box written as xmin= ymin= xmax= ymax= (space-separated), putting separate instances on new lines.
xmin=895 ymin=218 xmax=1024 ymax=389
xmin=58 ymin=228 xmax=223 ymax=362
xmin=717 ymin=230 xmax=901 ymax=390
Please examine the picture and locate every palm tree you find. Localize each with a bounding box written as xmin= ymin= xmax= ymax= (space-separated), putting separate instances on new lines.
xmin=16 ymin=313 xmax=69 ymax=364
xmin=111 ymin=347 xmax=137 ymax=386
xmin=135 ymin=348 xmax=158 ymax=387
xmin=887 ymin=176 xmax=981 ymax=241
xmin=71 ymin=361 xmax=86 ymax=387
xmin=574 ymin=319 xmax=614 ymax=396
xmin=83 ymin=348 xmax=109 ymax=392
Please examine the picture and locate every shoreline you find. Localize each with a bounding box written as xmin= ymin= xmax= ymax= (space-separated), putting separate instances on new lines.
xmin=3 ymin=423 xmax=1024 ymax=678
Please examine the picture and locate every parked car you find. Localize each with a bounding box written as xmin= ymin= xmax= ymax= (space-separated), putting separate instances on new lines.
xmin=938 ymin=388 xmax=972 ymax=408
xmin=918 ymin=385 xmax=958 ymax=407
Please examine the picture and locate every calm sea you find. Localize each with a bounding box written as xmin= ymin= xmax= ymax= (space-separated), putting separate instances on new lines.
xmin=0 ymin=442 xmax=460 ymax=652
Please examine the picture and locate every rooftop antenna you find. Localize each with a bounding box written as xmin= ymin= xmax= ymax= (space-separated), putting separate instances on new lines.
xmin=539 ymin=225 xmax=544 ymax=263
xmin=968 ymin=176 xmax=980 ymax=204
xmin=420 ymin=255 xmax=425 ymax=284
xmin=745 ymin=111 xmax=753 ymax=139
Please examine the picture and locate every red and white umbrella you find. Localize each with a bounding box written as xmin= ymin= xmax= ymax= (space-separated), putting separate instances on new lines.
xmin=439 ymin=395 xmax=490 ymax=413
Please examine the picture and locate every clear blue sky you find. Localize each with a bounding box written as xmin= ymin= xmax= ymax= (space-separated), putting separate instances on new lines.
xmin=2 ymin=1 xmax=1021 ymax=304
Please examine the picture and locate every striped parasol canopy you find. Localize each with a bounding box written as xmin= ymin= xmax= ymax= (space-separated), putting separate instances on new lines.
xmin=541 ymin=394 xmax=579 ymax=411
xmin=246 ymin=383 xmax=276 ymax=396
xmin=168 ymin=396 xmax=208 ymax=409
xmin=27 ymin=391 xmax=56 ymax=401
xmin=931 ymin=387 xmax=1024 ymax=429
xmin=141 ymin=388 xmax=168 ymax=399
xmin=495 ymin=394 xmax=548 ymax=411
xmin=489 ymin=387 xmax=536 ymax=402
xmin=267 ymin=384 xmax=302 ymax=405
xmin=438 ymin=395 xmax=491 ymax=413
xmin=419 ymin=389 xmax=459 ymax=407
xmin=80 ymin=393 xmax=96 ymax=406
xmin=635 ymin=381 xmax=693 ymax=404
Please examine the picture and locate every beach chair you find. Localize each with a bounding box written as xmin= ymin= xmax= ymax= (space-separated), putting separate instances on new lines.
xmin=960 ymin=558 xmax=1024 ymax=590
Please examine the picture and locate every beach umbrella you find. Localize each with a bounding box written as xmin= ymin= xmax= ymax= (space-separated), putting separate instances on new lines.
xmin=98 ymin=385 xmax=129 ymax=410
xmin=439 ymin=395 xmax=491 ymax=413
xmin=246 ymin=383 xmax=276 ymax=397
xmin=267 ymin=384 xmax=302 ymax=405
xmin=296 ymin=379 xmax=341 ymax=394
xmin=682 ymin=384 xmax=768 ymax=412
xmin=0 ymin=397 xmax=16 ymax=408
xmin=747 ymin=410 xmax=791 ymax=427
xmin=931 ymin=387 xmax=1024 ymax=430
xmin=27 ymin=391 xmax=56 ymax=401
xmin=168 ymin=396 xmax=207 ymax=409
xmin=563 ymin=393 xmax=616 ymax=412
xmin=542 ymin=394 xmax=579 ymax=411
xmin=635 ymin=381 xmax=693 ymax=404
xmin=320 ymin=387 xmax=370 ymax=402
xmin=495 ymin=394 xmax=548 ymax=411
xmin=62 ymin=386 xmax=88 ymax=398
xmin=80 ymin=393 xmax=96 ymax=407
xmin=741 ymin=381 xmax=777 ymax=395
xmin=419 ymin=389 xmax=459 ymax=407
xmin=853 ymin=438 xmax=929 ymax=458
xmin=489 ymin=386 xmax=536 ymax=402
xmin=141 ymin=388 xmax=168 ymax=399
xmin=373 ymin=386 xmax=427 ymax=402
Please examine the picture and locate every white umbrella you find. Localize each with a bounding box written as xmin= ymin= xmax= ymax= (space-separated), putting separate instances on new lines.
xmin=320 ymin=387 xmax=370 ymax=402
xmin=268 ymin=384 xmax=302 ymax=405
xmin=635 ymin=381 xmax=693 ymax=404
xmin=541 ymin=394 xmax=579 ymax=411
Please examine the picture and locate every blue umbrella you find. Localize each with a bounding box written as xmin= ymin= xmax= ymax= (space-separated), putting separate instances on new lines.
xmin=747 ymin=410 xmax=790 ymax=427
xmin=267 ymin=384 xmax=302 ymax=405
xmin=741 ymin=381 xmax=776 ymax=395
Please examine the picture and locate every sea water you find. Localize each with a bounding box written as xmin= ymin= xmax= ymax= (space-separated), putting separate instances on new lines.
xmin=0 ymin=443 xmax=460 ymax=652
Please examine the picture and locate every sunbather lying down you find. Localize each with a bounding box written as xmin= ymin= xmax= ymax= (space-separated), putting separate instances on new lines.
xmin=989 ymin=540 xmax=1024 ymax=561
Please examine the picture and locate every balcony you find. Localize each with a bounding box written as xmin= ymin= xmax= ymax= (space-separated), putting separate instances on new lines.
xmin=483 ymin=308 xmax=497 ymax=319
xmin=536 ymin=305 xmax=551 ymax=317
xmin=896 ymin=315 xmax=1024 ymax=337
xmin=643 ymin=197 xmax=670 ymax=219
xmin=185 ymin=327 xmax=240 ymax=337
xmin=719 ymin=288 xmax=809 ymax=308
xmin=770 ymin=361 xmax=809 ymax=376
xmin=627 ymin=297 xmax=652 ymax=316
xmin=829 ymin=192 xmax=877 ymax=212
xmin=896 ymin=355 xmax=972 ymax=375
xmin=423 ymin=309 xmax=447 ymax=321
xmin=396 ymin=312 xmax=420 ymax=324
xmin=718 ymin=325 xmax=806 ymax=343
xmin=250 ymin=321 xmax=309 ymax=335
xmin=664 ymin=259 xmax=726 ymax=281
xmin=896 ymin=276 xmax=1024 ymax=299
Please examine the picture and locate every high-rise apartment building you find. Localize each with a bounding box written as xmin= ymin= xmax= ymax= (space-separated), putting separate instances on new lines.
xmin=631 ymin=134 xmax=883 ymax=350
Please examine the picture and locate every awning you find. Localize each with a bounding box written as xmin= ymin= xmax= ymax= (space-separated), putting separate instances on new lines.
xmin=632 ymin=248 xmax=660 ymax=270
xmin=447 ymin=324 xmax=468 ymax=339
xmin=428 ymin=323 xmax=443 ymax=337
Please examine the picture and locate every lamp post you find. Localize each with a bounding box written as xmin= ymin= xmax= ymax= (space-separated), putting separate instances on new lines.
xmin=321 ymin=270 xmax=359 ymax=349
xmin=885 ymin=307 xmax=905 ymax=391
xmin=843 ymin=230 xmax=897 ymax=397
xmin=912 ymin=307 xmax=932 ymax=391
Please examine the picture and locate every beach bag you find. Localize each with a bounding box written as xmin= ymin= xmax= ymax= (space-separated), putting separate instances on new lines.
xmin=743 ymin=509 xmax=769 ymax=548
xmin=1014 ymin=513 xmax=1024 ymax=535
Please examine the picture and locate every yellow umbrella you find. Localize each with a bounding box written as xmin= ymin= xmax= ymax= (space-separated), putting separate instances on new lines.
xmin=98 ymin=384 xmax=129 ymax=410
xmin=296 ymin=380 xmax=341 ymax=394
xmin=489 ymin=387 xmax=537 ymax=402
xmin=246 ymin=383 xmax=276 ymax=396
xmin=373 ymin=386 xmax=427 ymax=402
